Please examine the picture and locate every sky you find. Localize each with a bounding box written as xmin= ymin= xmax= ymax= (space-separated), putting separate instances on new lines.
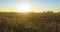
xmin=0 ymin=0 xmax=60 ymax=12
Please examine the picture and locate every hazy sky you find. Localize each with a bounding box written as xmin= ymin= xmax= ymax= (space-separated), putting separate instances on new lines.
xmin=0 ymin=0 xmax=60 ymax=12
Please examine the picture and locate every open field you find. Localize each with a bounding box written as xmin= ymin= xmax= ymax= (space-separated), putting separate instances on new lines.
xmin=0 ymin=12 xmax=60 ymax=32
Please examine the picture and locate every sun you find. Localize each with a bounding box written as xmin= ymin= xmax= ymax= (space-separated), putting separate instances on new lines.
xmin=18 ymin=2 xmax=31 ymax=12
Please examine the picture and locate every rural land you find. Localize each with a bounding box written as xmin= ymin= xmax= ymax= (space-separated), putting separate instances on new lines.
xmin=0 ymin=12 xmax=60 ymax=32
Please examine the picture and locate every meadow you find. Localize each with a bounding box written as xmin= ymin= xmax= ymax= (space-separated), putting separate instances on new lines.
xmin=0 ymin=12 xmax=60 ymax=32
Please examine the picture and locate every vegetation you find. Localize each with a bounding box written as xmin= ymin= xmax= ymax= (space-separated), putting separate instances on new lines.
xmin=0 ymin=12 xmax=60 ymax=32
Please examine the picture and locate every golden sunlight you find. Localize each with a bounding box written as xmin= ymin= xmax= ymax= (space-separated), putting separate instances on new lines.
xmin=18 ymin=2 xmax=31 ymax=12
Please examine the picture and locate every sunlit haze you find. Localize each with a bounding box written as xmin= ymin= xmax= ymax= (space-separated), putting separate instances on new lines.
xmin=0 ymin=0 xmax=60 ymax=13
xmin=18 ymin=2 xmax=31 ymax=12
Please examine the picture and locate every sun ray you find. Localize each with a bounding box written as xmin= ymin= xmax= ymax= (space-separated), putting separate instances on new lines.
xmin=18 ymin=2 xmax=31 ymax=12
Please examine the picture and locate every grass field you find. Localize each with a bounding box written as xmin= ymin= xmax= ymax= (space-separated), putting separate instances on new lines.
xmin=0 ymin=12 xmax=60 ymax=32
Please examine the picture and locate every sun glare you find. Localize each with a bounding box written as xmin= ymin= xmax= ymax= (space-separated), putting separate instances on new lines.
xmin=18 ymin=2 xmax=31 ymax=12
